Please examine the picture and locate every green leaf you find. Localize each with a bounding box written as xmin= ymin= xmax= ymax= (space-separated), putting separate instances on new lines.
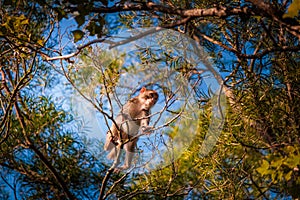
xmin=270 ymin=158 xmax=283 ymax=169
xmin=72 ymin=30 xmax=84 ymax=42
xmin=86 ymin=21 xmax=96 ymax=36
xmin=56 ymin=8 xmax=68 ymax=21
xmin=75 ymin=14 xmax=85 ymax=27
xmin=100 ymin=0 xmax=108 ymax=6
xmin=285 ymin=155 xmax=300 ymax=168
xmin=283 ymin=0 xmax=300 ymax=18
xmin=256 ymin=160 xmax=270 ymax=176
xmin=285 ymin=170 xmax=293 ymax=181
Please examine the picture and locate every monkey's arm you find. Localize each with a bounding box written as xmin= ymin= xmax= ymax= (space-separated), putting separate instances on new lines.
xmin=139 ymin=111 xmax=154 ymax=134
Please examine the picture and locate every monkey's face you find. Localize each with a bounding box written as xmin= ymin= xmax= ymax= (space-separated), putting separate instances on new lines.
xmin=139 ymin=88 xmax=158 ymax=111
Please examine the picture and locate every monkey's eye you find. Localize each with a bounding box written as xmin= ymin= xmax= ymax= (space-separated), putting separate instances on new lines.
xmin=148 ymin=93 xmax=155 ymax=98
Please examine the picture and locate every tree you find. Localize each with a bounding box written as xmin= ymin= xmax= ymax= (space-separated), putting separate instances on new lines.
xmin=1 ymin=0 xmax=299 ymax=199
xmin=0 ymin=1 xmax=106 ymax=199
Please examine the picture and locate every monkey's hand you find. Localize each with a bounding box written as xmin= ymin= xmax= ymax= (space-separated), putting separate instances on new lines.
xmin=141 ymin=126 xmax=154 ymax=134
xmin=107 ymin=132 xmax=121 ymax=146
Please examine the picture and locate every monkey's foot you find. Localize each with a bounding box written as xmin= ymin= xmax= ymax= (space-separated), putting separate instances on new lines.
xmin=113 ymin=165 xmax=130 ymax=173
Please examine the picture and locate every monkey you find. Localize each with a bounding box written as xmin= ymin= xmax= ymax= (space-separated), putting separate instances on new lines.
xmin=104 ymin=87 xmax=159 ymax=171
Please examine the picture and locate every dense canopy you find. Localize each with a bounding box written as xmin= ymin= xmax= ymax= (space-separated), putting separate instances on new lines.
xmin=1 ymin=0 xmax=299 ymax=199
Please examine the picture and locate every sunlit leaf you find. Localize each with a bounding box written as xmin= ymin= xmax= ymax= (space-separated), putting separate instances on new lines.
xmin=283 ymin=0 xmax=300 ymax=18
xmin=256 ymin=160 xmax=270 ymax=175
xmin=270 ymin=158 xmax=283 ymax=169
xmin=72 ymin=30 xmax=84 ymax=42
xmin=285 ymin=170 xmax=293 ymax=181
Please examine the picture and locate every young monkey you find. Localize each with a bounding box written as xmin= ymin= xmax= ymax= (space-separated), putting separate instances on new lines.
xmin=104 ymin=87 xmax=159 ymax=171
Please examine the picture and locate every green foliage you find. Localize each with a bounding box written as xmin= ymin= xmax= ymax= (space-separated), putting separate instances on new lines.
xmin=0 ymin=1 xmax=108 ymax=198
xmin=0 ymin=1 xmax=49 ymax=47
xmin=69 ymin=47 xmax=124 ymax=97
xmin=0 ymin=95 xmax=106 ymax=199
xmin=1 ymin=0 xmax=300 ymax=199
xmin=256 ymin=145 xmax=300 ymax=196
xmin=0 ymin=14 xmax=29 ymax=36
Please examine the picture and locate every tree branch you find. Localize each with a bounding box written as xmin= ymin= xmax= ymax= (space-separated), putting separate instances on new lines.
xmin=90 ymin=2 xmax=255 ymax=18
xmin=45 ymin=17 xmax=192 ymax=61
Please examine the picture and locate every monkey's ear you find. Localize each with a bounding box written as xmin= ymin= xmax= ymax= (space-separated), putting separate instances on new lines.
xmin=140 ymin=87 xmax=146 ymax=93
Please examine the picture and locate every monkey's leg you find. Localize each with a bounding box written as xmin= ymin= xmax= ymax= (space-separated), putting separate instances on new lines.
xmin=119 ymin=139 xmax=138 ymax=170
xmin=107 ymin=147 xmax=118 ymax=160
xmin=104 ymin=124 xmax=121 ymax=151
xmin=106 ymin=133 xmax=123 ymax=160
xmin=121 ymin=151 xmax=134 ymax=170
xmin=104 ymin=132 xmax=114 ymax=151
xmin=110 ymin=146 xmax=124 ymax=173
